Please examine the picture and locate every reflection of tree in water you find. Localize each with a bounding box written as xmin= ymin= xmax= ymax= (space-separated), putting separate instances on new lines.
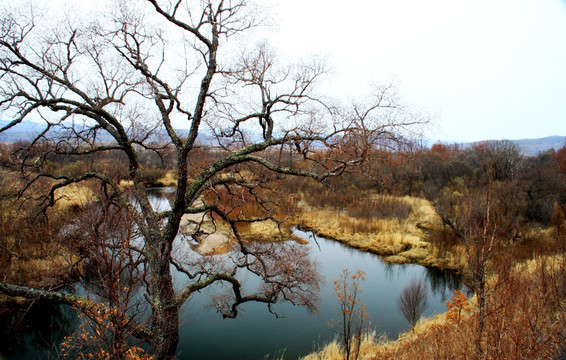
xmin=0 ymin=300 xmax=76 ymax=358
xmin=383 ymin=262 xmax=410 ymax=281
xmin=424 ymin=267 xmax=465 ymax=300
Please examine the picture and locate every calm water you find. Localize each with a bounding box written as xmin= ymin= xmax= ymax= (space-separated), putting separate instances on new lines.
xmin=1 ymin=189 xmax=466 ymax=360
xmin=173 ymin=228 xmax=465 ymax=360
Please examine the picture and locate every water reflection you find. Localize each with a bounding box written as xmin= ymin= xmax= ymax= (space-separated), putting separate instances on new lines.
xmin=383 ymin=261 xmax=411 ymax=281
xmin=172 ymin=228 xmax=468 ymax=360
xmin=0 ymin=300 xmax=76 ymax=360
xmin=0 ymin=189 xmax=469 ymax=360
xmin=424 ymin=267 xmax=465 ymax=300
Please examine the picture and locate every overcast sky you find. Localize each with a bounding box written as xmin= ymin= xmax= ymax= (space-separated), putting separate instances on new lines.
xmin=21 ymin=0 xmax=566 ymax=143
xmin=253 ymin=0 xmax=566 ymax=142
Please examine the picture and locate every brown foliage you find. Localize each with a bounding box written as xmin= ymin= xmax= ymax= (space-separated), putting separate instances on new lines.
xmin=430 ymin=143 xmax=451 ymax=161
xmin=445 ymin=289 xmax=471 ymax=324
xmin=297 ymin=180 xmax=412 ymax=220
xmin=368 ymin=256 xmax=565 ymax=360
xmin=554 ymin=146 xmax=566 ymax=174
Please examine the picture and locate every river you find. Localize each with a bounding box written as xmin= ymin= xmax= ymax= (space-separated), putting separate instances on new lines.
xmin=0 ymin=188 xmax=467 ymax=360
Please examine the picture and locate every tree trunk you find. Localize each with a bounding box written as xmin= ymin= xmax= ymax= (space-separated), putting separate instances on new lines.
xmin=475 ymin=269 xmax=486 ymax=360
xmin=149 ymin=242 xmax=180 ymax=360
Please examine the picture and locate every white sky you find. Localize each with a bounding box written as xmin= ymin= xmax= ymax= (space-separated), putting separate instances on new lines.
xmin=21 ymin=0 xmax=566 ymax=142
xmin=253 ymin=0 xmax=566 ymax=142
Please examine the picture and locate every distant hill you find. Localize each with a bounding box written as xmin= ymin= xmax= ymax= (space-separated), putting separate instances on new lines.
xmin=1 ymin=121 xmax=563 ymax=156
xmin=0 ymin=120 xmax=212 ymax=144
xmin=461 ymin=136 xmax=565 ymax=156
xmin=509 ymin=136 xmax=565 ymax=156
xmin=0 ymin=120 xmax=45 ymax=142
xmin=436 ymin=136 xmax=565 ymax=157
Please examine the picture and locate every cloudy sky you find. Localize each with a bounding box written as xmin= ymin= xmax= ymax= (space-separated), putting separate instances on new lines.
xmin=17 ymin=0 xmax=566 ymax=143
xmin=254 ymin=0 xmax=566 ymax=142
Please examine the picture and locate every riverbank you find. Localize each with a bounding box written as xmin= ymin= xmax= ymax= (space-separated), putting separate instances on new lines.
xmin=291 ymin=190 xmax=565 ymax=359
xmin=299 ymin=252 xmax=565 ymax=360
xmin=294 ymin=193 xmax=466 ymax=273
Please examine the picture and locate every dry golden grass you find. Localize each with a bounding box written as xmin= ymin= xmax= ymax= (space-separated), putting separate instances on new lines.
xmin=300 ymin=332 xmax=385 ymax=360
xmin=2 ymin=169 xmax=96 ymax=211
xmin=0 ymin=174 xmax=95 ymax=289
xmin=300 ymin=315 xmax=456 ymax=360
xmin=514 ymin=252 xmax=564 ymax=276
xmin=156 ymin=170 xmax=178 ymax=187
xmin=236 ymin=219 xmax=306 ymax=244
xmin=428 ymin=242 xmax=468 ymax=270
xmin=54 ymin=183 xmax=96 ymax=210
xmin=296 ymin=194 xmax=445 ymax=267
xmin=119 ymin=179 xmax=134 ymax=187
xmin=6 ymin=249 xmax=79 ymax=289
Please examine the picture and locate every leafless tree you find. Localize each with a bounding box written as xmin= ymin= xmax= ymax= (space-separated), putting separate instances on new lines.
xmin=59 ymin=193 xmax=151 ymax=360
xmin=0 ymin=1 xmax=426 ymax=358
xmin=471 ymin=140 xmax=523 ymax=182
xmin=397 ymin=277 xmax=428 ymax=331
xmin=461 ymin=179 xmax=501 ymax=360
xmin=435 ymin=173 xmax=512 ymax=360
xmin=329 ymin=269 xmax=369 ymax=360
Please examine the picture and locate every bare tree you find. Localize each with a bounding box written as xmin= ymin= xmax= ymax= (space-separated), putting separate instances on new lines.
xmin=59 ymin=193 xmax=152 ymax=360
xmin=432 ymin=173 xmax=513 ymax=360
xmin=329 ymin=269 xmax=370 ymax=360
xmin=397 ymin=277 xmax=428 ymax=332
xmin=471 ymin=140 xmax=523 ymax=182
xmin=0 ymin=1 xmax=425 ymax=359
xmin=461 ymin=179 xmax=502 ymax=360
